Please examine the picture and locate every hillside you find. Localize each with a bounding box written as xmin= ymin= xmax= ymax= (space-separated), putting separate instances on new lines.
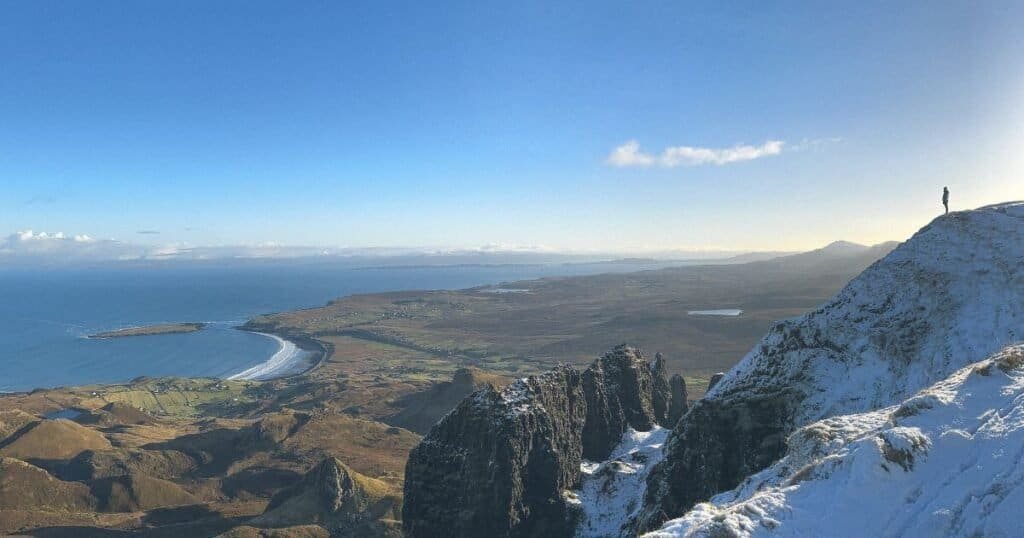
xmin=648 ymin=346 xmax=1024 ymax=537
xmin=639 ymin=202 xmax=1024 ymax=531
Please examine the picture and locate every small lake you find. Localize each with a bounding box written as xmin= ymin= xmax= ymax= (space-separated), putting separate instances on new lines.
xmin=43 ymin=408 xmax=83 ymax=420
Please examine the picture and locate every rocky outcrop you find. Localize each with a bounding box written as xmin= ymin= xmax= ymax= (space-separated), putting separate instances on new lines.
xmin=649 ymin=354 xmax=672 ymax=427
xmin=667 ymin=375 xmax=688 ymax=425
xmin=403 ymin=345 xmax=674 ymax=538
xmin=254 ymin=457 xmax=401 ymax=537
xmin=582 ymin=346 xmax=663 ymax=460
xmin=637 ymin=203 xmax=1024 ymax=532
xmin=403 ymin=365 xmax=586 ymax=538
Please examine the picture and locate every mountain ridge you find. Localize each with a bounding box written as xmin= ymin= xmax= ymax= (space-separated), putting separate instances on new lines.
xmin=636 ymin=203 xmax=1024 ymax=531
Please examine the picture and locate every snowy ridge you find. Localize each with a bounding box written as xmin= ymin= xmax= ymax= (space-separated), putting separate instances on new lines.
xmin=573 ymin=427 xmax=669 ymax=537
xmin=635 ymin=203 xmax=1024 ymax=533
xmin=712 ymin=203 xmax=1024 ymax=425
xmin=647 ymin=345 xmax=1024 ymax=537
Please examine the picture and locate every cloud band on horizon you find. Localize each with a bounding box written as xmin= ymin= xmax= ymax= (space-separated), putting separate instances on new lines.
xmin=607 ymin=139 xmax=785 ymax=167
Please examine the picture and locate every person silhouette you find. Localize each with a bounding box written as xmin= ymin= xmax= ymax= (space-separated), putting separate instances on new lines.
xmin=942 ymin=187 xmax=949 ymax=214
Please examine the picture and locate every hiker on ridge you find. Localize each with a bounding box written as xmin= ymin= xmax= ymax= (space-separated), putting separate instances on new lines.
xmin=942 ymin=187 xmax=949 ymax=214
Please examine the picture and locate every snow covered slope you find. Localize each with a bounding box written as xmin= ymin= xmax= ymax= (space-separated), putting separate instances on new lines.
xmin=713 ymin=201 xmax=1024 ymax=422
xmin=638 ymin=203 xmax=1024 ymax=529
xmin=572 ymin=427 xmax=669 ymax=537
xmin=647 ymin=345 xmax=1024 ymax=538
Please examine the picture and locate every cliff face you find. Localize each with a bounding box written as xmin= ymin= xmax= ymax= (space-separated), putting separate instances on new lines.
xmin=403 ymin=345 xmax=675 ymax=538
xmin=582 ymin=346 xmax=665 ymax=460
xmin=667 ymin=374 xmax=688 ymax=426
xmin=650 ymin=354 xmax=672 ymax=427
xmin=637 ymin=203 xmax=1024 ymax=531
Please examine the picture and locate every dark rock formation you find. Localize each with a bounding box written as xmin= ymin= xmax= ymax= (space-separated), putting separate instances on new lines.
xmin=403 ymin=345 xmax=672 ymax=538
xmin=668 ymin=374 xmax=688 ymax=425
xmin=403 ymin=366 xmax=586 ymax=538
xmin=649 ymin=353 xmax=672 ymax=427
xmin=582 ymin=346 xmax=660 ymax=460
xmin=638 ymin=387 xmax=799 ymax=531
xmin=706 ymin=372 xmax=725 ymax=392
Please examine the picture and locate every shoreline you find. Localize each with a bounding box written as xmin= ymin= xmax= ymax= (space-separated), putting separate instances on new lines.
xmin=229 ymin=325 xmax=331 ymax=381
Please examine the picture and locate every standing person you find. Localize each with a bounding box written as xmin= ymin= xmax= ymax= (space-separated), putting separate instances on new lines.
xmin=942 ymin=187 xmax=949 ymax=214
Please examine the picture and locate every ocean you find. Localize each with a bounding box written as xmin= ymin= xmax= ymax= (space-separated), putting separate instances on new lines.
xmin=0 ymin=259 xmax=683 ymax=392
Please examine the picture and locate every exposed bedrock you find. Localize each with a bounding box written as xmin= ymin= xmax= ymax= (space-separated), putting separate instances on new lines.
xmin=403 ymin=345 xmax=675 ymax=538
xmin=667 ymin=374 xmax=688 ymax=426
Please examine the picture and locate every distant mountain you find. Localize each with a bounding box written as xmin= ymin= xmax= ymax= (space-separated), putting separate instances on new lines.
xmin=756 ymin=239 xmax=898 ymax=269
xmin=715 ymin=251 xmax=797 ymax=264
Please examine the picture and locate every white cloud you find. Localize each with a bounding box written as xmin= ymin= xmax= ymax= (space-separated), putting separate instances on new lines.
xmin=0 ymin=230 xmax=142 ymax=263
xmin=606 ymin=140 xmax=786 ymax=168
xmin=606 ymin=140 xmax=656 ymax=167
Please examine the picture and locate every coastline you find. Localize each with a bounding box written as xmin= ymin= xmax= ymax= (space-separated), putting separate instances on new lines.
xmin=229 ymin=325 xmax=331 ymax=381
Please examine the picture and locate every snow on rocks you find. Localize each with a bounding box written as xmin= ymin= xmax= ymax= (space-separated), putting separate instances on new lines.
xmin=638 ymin=203 xmax=1024 ymax=531
xmin=646 ymin=345 xmax=1024 ymax=538
xmin=575 ymin=426 xmax=670 ymax=538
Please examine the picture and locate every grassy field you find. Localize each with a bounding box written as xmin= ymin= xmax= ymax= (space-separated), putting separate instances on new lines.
xmin=0 ymin=377 xmax=266 ymax=419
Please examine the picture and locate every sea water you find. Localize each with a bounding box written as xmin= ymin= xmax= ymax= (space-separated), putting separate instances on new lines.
xmin=0 ymin=259 xmax=684 ymax=391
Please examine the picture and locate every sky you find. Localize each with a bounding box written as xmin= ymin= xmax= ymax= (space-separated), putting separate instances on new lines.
xmin=1 ymin=1 xmax=1022 ymax=258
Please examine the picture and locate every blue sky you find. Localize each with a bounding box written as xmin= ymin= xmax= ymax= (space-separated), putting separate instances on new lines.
xmin=1 ymin=1 xmax=1021 ymax=255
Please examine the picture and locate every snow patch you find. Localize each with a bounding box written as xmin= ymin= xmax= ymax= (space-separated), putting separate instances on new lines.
xmin=576 ymin=426 xmax=669 ymax=537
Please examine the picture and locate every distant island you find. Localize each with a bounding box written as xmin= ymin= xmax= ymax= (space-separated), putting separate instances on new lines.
xmin=88 ymin=322 xmax=206 ymax=339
